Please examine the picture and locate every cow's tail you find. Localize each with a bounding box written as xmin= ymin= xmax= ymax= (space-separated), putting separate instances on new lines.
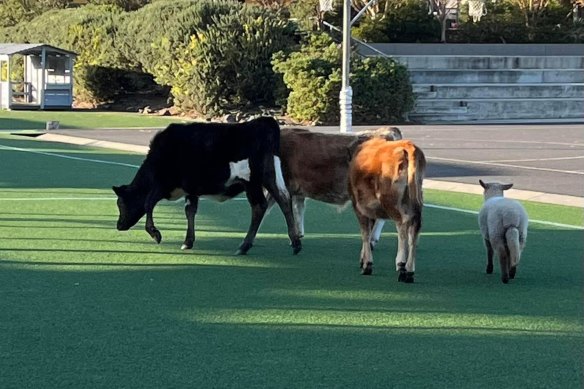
xmin=406 ymin=144 xmax=425 ymax=209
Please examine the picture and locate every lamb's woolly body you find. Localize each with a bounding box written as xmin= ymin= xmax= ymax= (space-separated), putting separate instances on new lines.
xmin=478 ymin=181 xmax=529 ymax=283
xmin=479 ymin=196 xmax=528 ymax=243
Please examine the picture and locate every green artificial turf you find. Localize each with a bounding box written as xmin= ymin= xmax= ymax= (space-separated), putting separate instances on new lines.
xmin=0 ymin=134 xmax=582 ymax=388
xmin=0 ymin=110 xmax=191 ymax=130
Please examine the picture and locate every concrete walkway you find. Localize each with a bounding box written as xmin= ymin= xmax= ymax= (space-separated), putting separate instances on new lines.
xmin=39 ymin=123 xmax=584 ymax=208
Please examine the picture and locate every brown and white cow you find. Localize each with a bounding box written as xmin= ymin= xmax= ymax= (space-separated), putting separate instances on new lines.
xmin=348 ymin=137 xmax=426 ymax=283
xmin=264 ymin=127 xmax=402 ymax=245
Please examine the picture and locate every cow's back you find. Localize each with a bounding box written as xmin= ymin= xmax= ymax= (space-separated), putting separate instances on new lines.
xmin=280 ymin=129 xmax=356 ymax=204
xmin=145 ymin=117 xmax=281 ymax=192
xmin=350 ymin=138 xmax=424 ymax=221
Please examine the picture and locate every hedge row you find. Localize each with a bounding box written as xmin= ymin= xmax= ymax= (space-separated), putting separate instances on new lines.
xmin=0 ymin=1 xmax=414 ymax=122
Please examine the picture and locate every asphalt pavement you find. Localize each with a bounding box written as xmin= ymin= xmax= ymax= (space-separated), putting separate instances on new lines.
xmin=44 ymin=123 xmax=584 ymax=207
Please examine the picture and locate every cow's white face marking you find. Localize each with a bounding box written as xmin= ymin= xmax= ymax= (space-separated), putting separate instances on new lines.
xmin=226 ymin=159 xmax=251 ymax=185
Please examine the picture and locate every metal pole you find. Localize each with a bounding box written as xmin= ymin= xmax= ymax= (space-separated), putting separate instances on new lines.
xmin=339 ymin=0 xmax=352 ymax=133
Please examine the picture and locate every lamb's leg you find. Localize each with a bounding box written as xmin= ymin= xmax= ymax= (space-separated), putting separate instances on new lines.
xmin=484 ymin=239 xmax=494 ymax=274
xmin=181 ymin=195 xmax=199 ymax=250
xmin=497 ymin=244 xmax=510 ymax=284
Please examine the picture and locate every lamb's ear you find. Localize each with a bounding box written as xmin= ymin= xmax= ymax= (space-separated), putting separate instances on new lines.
xmin=479 ymin=179 xmax=487 ymax=189
xmin=502 ymin=183 xmax=514 ymax=191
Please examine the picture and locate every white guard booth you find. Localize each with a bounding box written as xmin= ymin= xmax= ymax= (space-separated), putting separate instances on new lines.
xmin=0 ymin=43 xmax=77 ymax=110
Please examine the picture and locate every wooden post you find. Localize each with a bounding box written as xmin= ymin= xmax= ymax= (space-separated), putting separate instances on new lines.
xmin=40 ymin=46 xmax=46 ymax=109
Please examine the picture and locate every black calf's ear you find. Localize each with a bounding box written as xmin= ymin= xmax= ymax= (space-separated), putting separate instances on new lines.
xmin=112 ymin=186 xmax=122 ymax=196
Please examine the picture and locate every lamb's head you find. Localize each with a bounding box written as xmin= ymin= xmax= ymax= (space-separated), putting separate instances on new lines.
xmin=479 ymin=179 xmax=513 ymax=201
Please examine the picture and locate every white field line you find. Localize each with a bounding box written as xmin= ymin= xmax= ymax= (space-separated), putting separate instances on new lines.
xmin=0 ymin=143 xmax=140 ymax=168
xmin=428 ymin=156 xmax=584 ymax=175
xmin=0 ymin=196 xmax=580 ymax=230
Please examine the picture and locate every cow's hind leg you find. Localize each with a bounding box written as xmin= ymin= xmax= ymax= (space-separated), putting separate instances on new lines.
xmin=263 ymin=164 xmax=302 ymax=255
xmin=370 ymin=219 xmax=385 ymax=250
xmin=144 ymin=188 xmax=164 ymax=244
xmin=181 ymin=195 xmax=199 ymax=250
xmin=236 ymin=185 xmax=269 ymax=255
xmin=395 ymin=221 xmax=408 ymax=281
xmin=356 ymin=213 xmax=374 ymax=275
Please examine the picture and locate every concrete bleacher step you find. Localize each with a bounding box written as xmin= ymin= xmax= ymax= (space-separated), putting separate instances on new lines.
xmin=411 ymin=98 xmax=584 ymax=121
xmin=396 ymin=56 xmax=584 ymax=70
xmin=408 ymin=69 xmax=584 ymax=84
xmin=413 ymin=83 xmax=584 ymax=99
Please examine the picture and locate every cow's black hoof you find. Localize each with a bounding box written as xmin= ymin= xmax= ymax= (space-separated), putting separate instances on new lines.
xmin=181 ymin=242 xmax=193 ymax=250
xmin=291 ymin=239 xmax=302 ymax=255
xmin=150 ymin=230 xmax=162 ymax=244
xmin=236 ymin=242 xmax=252 ymax=255
xmin=509 ymin=266 xmax=516 ymax=279
xmin=501 ymin=276 xmax=509 ymax=284
xmin=486 ymin=264 xmax=493 ymax=274
xmin=361 ymin=262 xmax=372 ymax=275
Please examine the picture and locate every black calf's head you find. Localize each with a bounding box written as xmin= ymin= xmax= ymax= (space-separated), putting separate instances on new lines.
xmin=112 ymin=185 xmax=146 ymax=231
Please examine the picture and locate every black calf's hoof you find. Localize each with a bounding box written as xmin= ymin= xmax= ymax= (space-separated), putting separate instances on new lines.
xmin=235 ymin=243 xmax=252 ymax=255
xmin=486 ymin=264 xmax=494 ymax=274
xmin=150 ymin=230 xmax=162 ymax=244
xmin=509 ymin=266 xmax=516 ymax=279
xmin=501 ymin=276 xmax=509 ymax=284
xmin=361 ymin=262 xmax=373 ymax=276
xmin=181 ymin=243 xmax=193 ymax=250
xmin=291 ymin=240 xmax=302 ymax=255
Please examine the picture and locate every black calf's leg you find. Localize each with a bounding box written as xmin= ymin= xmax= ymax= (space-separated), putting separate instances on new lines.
xmin=182 ymin=195 xmax=199 ymax=250
xmin=144 ymin=189 xmax=164 ymax=244
xmin=236 ymin=185 xmax=269 ymax=255
xmin=484 ymin=239 xmax=494 ymax=274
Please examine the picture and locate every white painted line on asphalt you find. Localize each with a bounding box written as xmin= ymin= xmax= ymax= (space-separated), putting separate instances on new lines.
xmin=0 ymin=143 xmax=140 ymax=168
xmin=415 ymin=137 xmax=584 ymax=147
xmin=481 ymin=156 xmax=584 ymax=163
xmin=428 ymin=156 xmax=584 ymax=175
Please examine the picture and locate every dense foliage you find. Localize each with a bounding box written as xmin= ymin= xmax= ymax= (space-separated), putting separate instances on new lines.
xmin=272 ymin=33 xmax=414 ymax=124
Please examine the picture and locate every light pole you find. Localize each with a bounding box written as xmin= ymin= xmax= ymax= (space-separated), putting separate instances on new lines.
xmin=339 ymin=0 xmax=352 ymax=133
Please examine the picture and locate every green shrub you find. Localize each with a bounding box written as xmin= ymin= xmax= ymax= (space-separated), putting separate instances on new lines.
xmin=165 ymin=4 xmax=297 ymax=116
xmin=352 ymin=1 xmax=441 ymax=43
xmin=272 ymin=33 xmax=414 ymax=124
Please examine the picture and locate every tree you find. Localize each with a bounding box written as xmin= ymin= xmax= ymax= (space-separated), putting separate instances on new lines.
xmin=426 ymin=0 xmax=450 ymax=42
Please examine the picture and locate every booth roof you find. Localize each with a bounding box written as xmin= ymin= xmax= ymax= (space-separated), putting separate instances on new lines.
xmin=0 ymin=43 xmax=77 ymax=56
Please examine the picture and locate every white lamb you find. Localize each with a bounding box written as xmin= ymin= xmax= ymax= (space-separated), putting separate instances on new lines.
xmin=478 ymin=180 xmax=529 ymax=284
